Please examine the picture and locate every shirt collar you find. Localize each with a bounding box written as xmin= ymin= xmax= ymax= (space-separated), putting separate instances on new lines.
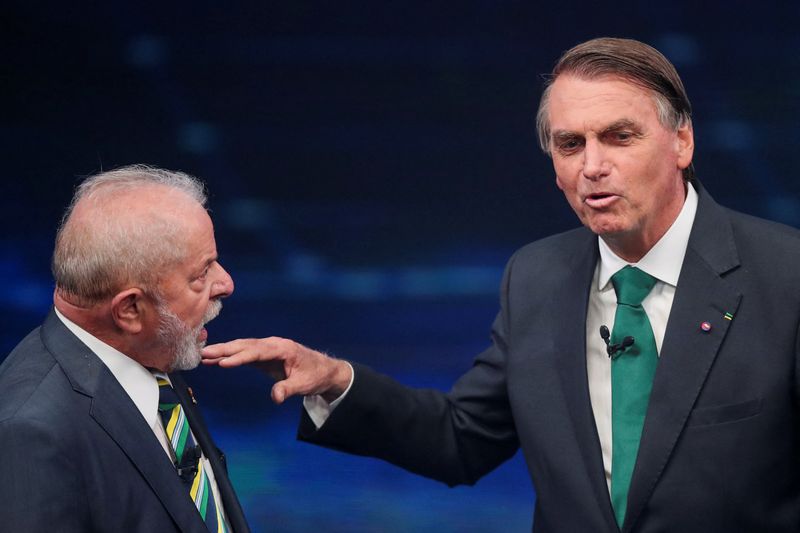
xmin=597 ymin=184 xmax=698 ymax=290
xmin=54 ymin=307 xmax=161 ymax=430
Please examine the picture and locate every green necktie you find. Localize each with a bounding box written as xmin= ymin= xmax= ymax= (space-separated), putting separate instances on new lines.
xmin=609 ymin=266 xmax=658 ymax=528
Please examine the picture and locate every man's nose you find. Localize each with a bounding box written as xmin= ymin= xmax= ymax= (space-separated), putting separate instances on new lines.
xmin=211 ymin=263 xmax=235 ymax=298
xmin=582 ymin=139 xmax=611 ymax=180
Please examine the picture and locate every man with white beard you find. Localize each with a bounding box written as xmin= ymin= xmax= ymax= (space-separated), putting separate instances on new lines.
xmin=0 ymin=165 xmax=250 ymax=533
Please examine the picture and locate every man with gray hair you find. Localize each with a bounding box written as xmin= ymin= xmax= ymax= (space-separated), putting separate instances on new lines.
xmin=204 ymin=37 xmax=800 ymax=532
xmin=0 ymin=165 xmax=250 ymax=532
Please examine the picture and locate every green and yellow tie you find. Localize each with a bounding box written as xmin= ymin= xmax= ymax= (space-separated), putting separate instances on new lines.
xmin=609 ymin=266 xmax=659 ymax=528
xmin=157 ymin=377 xmax=230 ymax=533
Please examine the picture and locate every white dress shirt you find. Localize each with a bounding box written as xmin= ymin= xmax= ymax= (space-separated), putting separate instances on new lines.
xmin=54 ymin=309 xmax=228 ymax=518
xmin=587 ymin=185 xmax=698 ymax=490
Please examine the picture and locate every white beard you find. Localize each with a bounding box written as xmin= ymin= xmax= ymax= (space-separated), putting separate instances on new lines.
xmin=156 ymin=298 xmax=222 ymax=371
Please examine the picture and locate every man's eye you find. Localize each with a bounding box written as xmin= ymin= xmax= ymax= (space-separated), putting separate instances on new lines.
xmin=611 ymin=131 xmax=634 ymax=142
xmin=558 ymin=139 xmax=582 ymax=153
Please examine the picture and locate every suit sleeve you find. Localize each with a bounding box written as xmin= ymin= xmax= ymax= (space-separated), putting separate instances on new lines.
xmin=0 ymin=416 xmax=89 ymax=532
xmin=298 ymin=252 xmax=521 ymax=486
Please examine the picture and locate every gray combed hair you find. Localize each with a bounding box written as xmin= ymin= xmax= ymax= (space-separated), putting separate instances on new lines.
xmin=52 ymin=164 xmax=208 ymax=305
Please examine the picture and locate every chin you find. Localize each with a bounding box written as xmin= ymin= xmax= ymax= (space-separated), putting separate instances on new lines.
xmin=170 ymin=347 xmax=203 ymax=372
xmin=587 ymin=224 xmax=621 ymax=238
xmin=584 ymin=215 xmax=630 ymax=237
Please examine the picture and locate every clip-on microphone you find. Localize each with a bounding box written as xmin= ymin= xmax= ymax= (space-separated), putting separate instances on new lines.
xmin=176 ymin=444 xmax=202 ymax=483
xmin=599 ymin=325 xmax=634 ymax=358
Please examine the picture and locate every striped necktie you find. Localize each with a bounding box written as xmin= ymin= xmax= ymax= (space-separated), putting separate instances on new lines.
xmin=156 ymin=376 xmax=230 ymax=533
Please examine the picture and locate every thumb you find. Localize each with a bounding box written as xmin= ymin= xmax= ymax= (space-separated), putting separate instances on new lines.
xmin=271 ymin=382 xmax=288 ymax=404
xmin=271 ymin=375 xmax=305 ymax=404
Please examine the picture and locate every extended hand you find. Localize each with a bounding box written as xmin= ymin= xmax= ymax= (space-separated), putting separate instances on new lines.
xmin=201 ymin=337 xmax=352 ymax=404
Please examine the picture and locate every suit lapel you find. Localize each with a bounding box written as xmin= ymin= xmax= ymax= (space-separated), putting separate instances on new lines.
xmin=41 ymin=311 xmax=209 ymax=532
xmin=624 ymin=186 xmax=742 ymax=531
xmin=90 ymin=376 xmax=210 ymax=531
xmin=554 ymin=232 xmax=621 ymax=531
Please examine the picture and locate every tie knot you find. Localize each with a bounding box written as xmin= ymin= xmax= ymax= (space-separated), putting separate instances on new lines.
xmin=611 ymin=266 xmax=657 ymax=306
xmin=156 ymin=376 xmax=180 ymax=412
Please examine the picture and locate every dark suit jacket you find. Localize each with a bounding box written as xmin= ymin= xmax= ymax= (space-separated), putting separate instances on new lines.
xmin=299 ymin=184 xmax=800 ymax=532
xmin=0 ymin=310 xmax=251 ymax=533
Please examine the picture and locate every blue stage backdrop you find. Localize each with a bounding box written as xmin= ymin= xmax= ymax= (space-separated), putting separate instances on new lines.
xmin=3 ymin=2 xmax=800 ymax=531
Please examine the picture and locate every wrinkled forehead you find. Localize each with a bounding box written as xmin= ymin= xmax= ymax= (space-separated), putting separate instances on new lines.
xmin=547 ymin=75 xmax=659 ymax=129
xmin=549 ymin=73 xmax=656 ymax=105
xmin=549 ymin=76 xmax=656 ymax=113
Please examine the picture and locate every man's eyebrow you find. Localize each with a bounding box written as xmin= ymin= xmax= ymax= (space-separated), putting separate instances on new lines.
xmin=551 ymin=130 xmax=581 ymax=141
xmin=551 ymin=119 xmax=642 ymax=143
xmin=599 ymin=119 xmax=640 ymax=134
xmin=194 ymin=255 xmax=217 ymax=273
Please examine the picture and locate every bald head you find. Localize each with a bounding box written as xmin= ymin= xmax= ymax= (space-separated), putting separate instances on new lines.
xmin=53 ymin=165 xmax=208 ymax=306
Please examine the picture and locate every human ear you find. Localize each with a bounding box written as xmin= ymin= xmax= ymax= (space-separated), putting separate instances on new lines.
xmin=110 ymin=288 xmax=148 ymax=334
xmin=675 ymin=123 xmax=694 ymax=170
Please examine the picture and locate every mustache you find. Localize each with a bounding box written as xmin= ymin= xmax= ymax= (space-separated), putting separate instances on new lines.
xmin=203 ymin=299 xmax=223 ymax=325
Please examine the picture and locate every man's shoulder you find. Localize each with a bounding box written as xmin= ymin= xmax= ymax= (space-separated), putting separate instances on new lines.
xmin=0 ymin=324 xmax=73 ymax=425
xmin=695 ymin=184 xmax=800 ymax=250
xmin=691 ymin=194 xmax=800 ymax=291
xmin=510 ymin=226 xmax=595 ymax=266
xmin=493 ymin=226 xmax=596 ymax=294
xmin=725 ymin=206 xmax=800 ymax=244
xmin=708 ymin=202 xmax=800 ymax=269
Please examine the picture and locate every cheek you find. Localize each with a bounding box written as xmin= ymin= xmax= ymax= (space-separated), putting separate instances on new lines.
xmin=174 ymin=295 xmax=208 ymax=325
xmin=554 ymin=166 xmax=570 ymax=192
xmin=555 ymin=172 xmax=579 ymax=198
xmin=555 ymin=176 xmax=585 ymax=218
xmin=552 ymin=158 xmax=578 ymax=193
xmin=191 ymin=297 xmax=210 ymax=319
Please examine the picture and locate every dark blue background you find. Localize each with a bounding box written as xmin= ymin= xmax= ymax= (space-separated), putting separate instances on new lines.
xmin=4 ymin=2 xmax=800 ymax=531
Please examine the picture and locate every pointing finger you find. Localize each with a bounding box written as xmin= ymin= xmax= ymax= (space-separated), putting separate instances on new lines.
xmin=202 ymin=339 xmax=253 ymax=358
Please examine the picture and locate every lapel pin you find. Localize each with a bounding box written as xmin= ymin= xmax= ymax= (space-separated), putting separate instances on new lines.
xmin=187 ymin=387 xmax=198 ymax=405
xmin=700 ymin=321 xmax=712 ymax=332
xmin=724 ymin=312 xmax=734 ymax=321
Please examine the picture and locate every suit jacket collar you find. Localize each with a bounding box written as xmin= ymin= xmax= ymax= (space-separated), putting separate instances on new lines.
xmin=40 ymin=310 xmax=220 ymax=533
xmin=623 ymin=183 xmax=742 ymax=531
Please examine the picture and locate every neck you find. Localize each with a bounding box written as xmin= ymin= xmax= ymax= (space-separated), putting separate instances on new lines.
xmin=55 ymin=289 xmax=107 ymax=333
xmin=54 ymin=289 xmax=131 ymax=356
xmin=601 ymin=233 xmax=657 ymax=263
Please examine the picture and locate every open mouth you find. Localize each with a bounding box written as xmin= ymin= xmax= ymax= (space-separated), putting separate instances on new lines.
xmin=585 ymin=193 xmax=618 ymax=208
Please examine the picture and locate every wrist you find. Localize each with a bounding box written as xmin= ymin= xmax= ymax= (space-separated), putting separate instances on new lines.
xmin=320 ymin=359 xmax=352 ymax=403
